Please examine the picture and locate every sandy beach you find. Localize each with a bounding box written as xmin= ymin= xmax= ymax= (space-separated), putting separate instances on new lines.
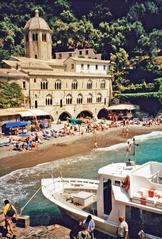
xmin=0 ymin=125 xmax=162 ymax=177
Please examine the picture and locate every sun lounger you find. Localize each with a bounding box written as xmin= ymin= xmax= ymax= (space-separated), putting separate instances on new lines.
xmin=0 ymin=139 xmax=10 ymax=147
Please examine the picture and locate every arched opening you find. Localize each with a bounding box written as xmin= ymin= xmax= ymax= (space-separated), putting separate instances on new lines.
xmin=41 ymin=81 xmax=48 ymax=90
xmin=87 ymin=79 xmax=92 ymax=89
xmin=71 ymin=80 xmax=78 ymax=90
xmin=77 ymin=110 xmax=93 ymax=119
xmin=97 ymin=108 xmax=108 ymax=119
xmin=96 ymin=93 xmax=102 ymax=103
xmin=45 ymin=94 xmax=52 ymax=105
xmin=87 ymin=93 xmax=93 ymax=103
xmin=55 ymin=79 xmax=61 ymax=90
xmin=66 ymin=94 xmax=72 ymax=104
xmin=59 ymin=112 xmax=71 ymax=121
xmin=101 ymin=79 xmax=106 ymax=89
xmin=77 ymin=94 xmax=83 ymax=104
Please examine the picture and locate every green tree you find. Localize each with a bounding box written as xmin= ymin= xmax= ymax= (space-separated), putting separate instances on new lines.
xmin=0 ymin=81 xmax=23 ymax=108
xmin=110 ymin=48 xmax=131 ymax=91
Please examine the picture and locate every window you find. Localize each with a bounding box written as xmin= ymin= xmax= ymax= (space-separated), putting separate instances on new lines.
xmin=35 ymin=100 xmax=38 ymax=108
xmin=32 ymin=33 xmax=38 ymax=41
xmin=77 ymin=94 xmax=83 ymax=104
xmin=55 ymin=80 xmax=61 ymax=90
xmin=42 ymin=34 xmax=47 ymax=42
xmin=23 ymin=81 xmax=26 ymax=89
xmin=66 ymin=94 xmax=72 ymax=104
xmin=26 ymin=34 xmax=29 ymax=42
xmin=81 ymin=64 xmax=84 ymax=70
xmin=103 ymin=65 xmax=106 ymax=70
xmin=58 ymin=53 xmax=62 ymax=59
xmin=86 ymin=50 xmax=89 ymax=55
xmin=69 ymin=53 xmax=72 ymax=57
xmin=35 ymin=55 xmax=38 ymax=59
xmin=87 ymin=64 xmax=90 ymax=70
xmin=34 ymin=78 xmax=36 ymax=83
xmin=87 ymin=94 xmax=92 ymax=103
xmin=115 ymin=180 xmax=120 ymax=186
xmin=101 ymin=80 xmax=106 ymax=89
xmin=41 ymin=81 xmax=48 ymax=90
xmin=126 ymin=206 xmax=162 ymax=237
xmin=96 ymin=65 xmax=98 ymax=70
xmin=96 ymin=93 xmax=102 ymax=103
xmin=45 ymin=94 xmax=52 ymax=105
xmin=60 ymin=99 xmax=62 ymax=108
xmin=72 ymin=80 xmax=78 ymax=90
xmin=71 ymin=64 xmax=74 ymax=70
xmin=87 ymin=79 xmax=92 ymax=89
xmin=79 ymin=50 xmax=82 ymax=55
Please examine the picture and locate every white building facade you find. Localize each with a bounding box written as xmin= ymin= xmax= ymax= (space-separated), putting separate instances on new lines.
xmin=0 ymin=10 xmax=113 ymax=121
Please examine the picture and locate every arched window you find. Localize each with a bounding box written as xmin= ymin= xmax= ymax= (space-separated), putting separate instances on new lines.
xmin=77 ymin=94 xmax=83 ymax=104
xmin=42 ymin=33 xmax=47 ymax=42
xmin=87 ymin=93 xmax=93 ymax=103
xmin=101 ymin=80 xmax=106 ymax=89
xmin=41 ymin=81 xmax=48 ymax=89
xmin=71 ymin=80 xmax=78 ymax=90
xmin=45 ymin=94 xmax=52 ymax=105
xmin=55 ymin=80 xmax=61 ymax=90
xmin=87 ymin=79 xmax=92 ymax=89
xmin=66 ymin=94 xmax=72 ymax=104
xmin=32 ymin=33 xmax=38 ymax=41
xmin=96 ymin=93 xmax=102 ymax=103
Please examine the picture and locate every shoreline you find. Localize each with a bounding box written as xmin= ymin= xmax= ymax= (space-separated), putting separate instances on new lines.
xmin=0 ymin=125 xmax=162 ymax=177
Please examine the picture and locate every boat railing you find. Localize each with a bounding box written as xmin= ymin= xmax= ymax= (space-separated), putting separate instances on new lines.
xmin=58 ymin=178 xmax=98 ymax=185
xmin=51 ymin=178 xmax=99 ymax=193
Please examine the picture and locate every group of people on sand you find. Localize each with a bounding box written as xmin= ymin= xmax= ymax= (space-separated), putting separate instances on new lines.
xmin=11 ymin=132 xmax=40 ymax=151
xmin=70 ymin=215 xmax=95 ymax=239
xmin=0 ymin=200 xmax=18 ymax=238
xmin=70 ymin=214 xmax=129 ymax=239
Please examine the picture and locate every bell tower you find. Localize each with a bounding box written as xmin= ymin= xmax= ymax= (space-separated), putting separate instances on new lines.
xmin=24 ymin=10 xmax=52 ymax=60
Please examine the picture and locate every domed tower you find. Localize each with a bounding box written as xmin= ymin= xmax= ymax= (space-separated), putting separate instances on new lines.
xmin=24 ymin=10 xmax=52 ymax=60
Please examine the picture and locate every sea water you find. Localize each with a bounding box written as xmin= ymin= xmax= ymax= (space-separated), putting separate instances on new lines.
xmin=0 ymin=131 xmax=162 ymax=238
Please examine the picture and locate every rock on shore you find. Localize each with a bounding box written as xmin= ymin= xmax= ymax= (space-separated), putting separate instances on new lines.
xmin=2 ymin=225 xmax=70 ymax=239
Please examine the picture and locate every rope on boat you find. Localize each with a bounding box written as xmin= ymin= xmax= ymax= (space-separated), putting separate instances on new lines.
xmin=20 ymin=186 xmax=41 ymax=216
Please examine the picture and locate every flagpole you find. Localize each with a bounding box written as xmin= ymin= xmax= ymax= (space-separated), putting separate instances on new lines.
xmin=132 ymin=138 xmax=136 ymax=164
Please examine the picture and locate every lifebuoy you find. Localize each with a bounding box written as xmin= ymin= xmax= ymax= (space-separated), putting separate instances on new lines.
xmin=123 ymin=175 xmax=130 ymax=192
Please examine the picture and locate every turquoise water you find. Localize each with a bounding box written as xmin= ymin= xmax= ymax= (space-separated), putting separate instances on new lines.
xmin=0 ymin=131 xmax=162 ymax=237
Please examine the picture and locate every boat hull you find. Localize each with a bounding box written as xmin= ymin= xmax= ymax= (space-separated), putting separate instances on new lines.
xmin=41 ymin=178 xmax=117 ymax=237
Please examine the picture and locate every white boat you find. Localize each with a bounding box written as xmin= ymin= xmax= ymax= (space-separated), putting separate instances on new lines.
xmin=41 ymin=148 xmax=162 ymax=238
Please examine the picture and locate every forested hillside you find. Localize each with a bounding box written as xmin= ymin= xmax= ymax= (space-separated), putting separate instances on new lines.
xmin=0 ymin=0 xmax=162 ymax=113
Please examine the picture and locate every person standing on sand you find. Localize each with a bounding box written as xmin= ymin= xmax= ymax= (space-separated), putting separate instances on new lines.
xmin=83 ymin=215 xmax=95 ymax=239
xmin=117 ymin=216 xmax=128 ymax=239
xmin=0 ymin=200 xmax=18 ymax=219
xmin=77 ymin=223 xmax=91 ymax=239
xmin=0 ymin=200 xmax=18 ymax=239
xmin=94 ymin=141 xmax=98 ymax=148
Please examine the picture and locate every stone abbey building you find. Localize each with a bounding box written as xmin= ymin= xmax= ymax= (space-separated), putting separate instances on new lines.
xmin=0 ymin=10 xmax=113 ymax=121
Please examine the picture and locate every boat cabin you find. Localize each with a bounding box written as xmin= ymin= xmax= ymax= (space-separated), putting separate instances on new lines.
xmin=96 ymin=161 xmax=162 ymax=237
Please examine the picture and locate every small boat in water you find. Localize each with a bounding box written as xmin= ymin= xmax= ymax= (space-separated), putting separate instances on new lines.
xmin=41 ymin=140 xmax=162 ymax=238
